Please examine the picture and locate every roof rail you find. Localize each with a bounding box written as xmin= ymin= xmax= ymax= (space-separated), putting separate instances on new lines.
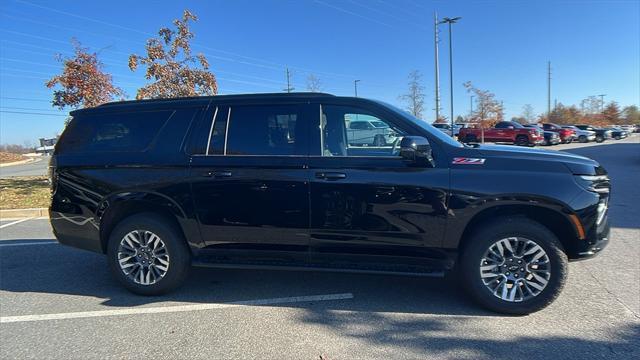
xmin=99 ymin=92 xmax=336 ymax=107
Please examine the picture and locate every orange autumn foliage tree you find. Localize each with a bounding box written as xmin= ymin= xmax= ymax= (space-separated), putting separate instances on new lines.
xmin=46 ymin=40 xmax=123 ymax=109
xmin=128 ymin=10 xmax=217 ymax=99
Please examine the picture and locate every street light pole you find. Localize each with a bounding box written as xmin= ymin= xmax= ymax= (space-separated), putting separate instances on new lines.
xmin=354 ymin=80 xmax=360 ymax=97
xmin=439 ymin=16 xmax=461 ymax=137
xmin=470 ymin=95 xmax=474 ymax=116
xmin=598 ymin=94 xmax=606 ymax=117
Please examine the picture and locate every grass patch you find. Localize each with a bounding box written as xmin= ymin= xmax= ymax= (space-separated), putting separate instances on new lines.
xmin=0 ymin=152 xmax=26 ymax=164
xmin=0 ymin=176 xmax=51 ymax=209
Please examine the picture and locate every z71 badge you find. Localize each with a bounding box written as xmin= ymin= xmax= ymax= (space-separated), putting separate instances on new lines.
xmin=452 ymin=157 xmax=486 ymax=165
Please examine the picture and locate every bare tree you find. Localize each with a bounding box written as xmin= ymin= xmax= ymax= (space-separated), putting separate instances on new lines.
xmin=399 ymin=70 xmax=426 ymax=119
xmin=464 ymin=81 xmax=504 ymax=142
xmin=521 ymin=104 xmax=536 ymax=123
xmin=306 ymin=74 xmax=322 ymax=92
xmin=464 ymin=81 xmax=503 ymax=126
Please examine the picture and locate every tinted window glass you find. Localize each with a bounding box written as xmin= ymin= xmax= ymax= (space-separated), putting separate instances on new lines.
xmin=226 ymin=104 xmax=307 ymax=156
xmin=58 ymin=110 xmax=172 ymax=153
xmin=320 ymin=105 xmax=405 ymax=157
xmin=207 ymin=107 xmax=228 ymax=155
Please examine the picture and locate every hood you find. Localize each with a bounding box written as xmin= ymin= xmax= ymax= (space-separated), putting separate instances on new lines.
xmin=473 ymin=144 xmax=603 ymax=175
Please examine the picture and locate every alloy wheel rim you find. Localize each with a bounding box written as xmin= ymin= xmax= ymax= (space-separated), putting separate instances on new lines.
xmin=479 ymin=237 xmax=551 ymax=302
xmin=117 ymin=230 xmax=170 ymax=285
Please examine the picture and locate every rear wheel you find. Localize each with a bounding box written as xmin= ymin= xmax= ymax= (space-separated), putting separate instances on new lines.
xmin=596 ymin=135 xmax=604 ymax=143
xmin=460 ymin=218 xmax=568 ymax=315
xmin=107 ymin=213 xmax=191 ymax=295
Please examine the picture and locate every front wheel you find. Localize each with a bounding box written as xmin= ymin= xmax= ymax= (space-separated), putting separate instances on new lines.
xmin=596 ymin=135 xmax=604 ymax=143
xmin=579 ymin=135 xmax=587 ymax=143
xmin=459 ymin=218 xmax=568 ymax=315
xmin=107 ymin=213 xmax=191 ymax=295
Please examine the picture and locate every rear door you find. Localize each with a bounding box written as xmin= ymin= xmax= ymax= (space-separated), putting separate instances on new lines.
xmin=189 ymin=102 xmax=314 ymax=261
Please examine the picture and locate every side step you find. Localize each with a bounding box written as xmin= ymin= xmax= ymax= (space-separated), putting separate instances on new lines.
xmin=192 ymin=258 xmax=445 ymax=278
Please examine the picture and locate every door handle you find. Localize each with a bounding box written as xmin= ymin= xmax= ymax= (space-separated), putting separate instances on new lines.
xmin=316 ymin=172 xmax=347 ymax=180
xmin=202 ymin=171 xmax=233 ymax=178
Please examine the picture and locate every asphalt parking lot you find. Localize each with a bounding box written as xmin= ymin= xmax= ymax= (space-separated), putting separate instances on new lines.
xmin=1 ymin=136 xmax=638 ymax=359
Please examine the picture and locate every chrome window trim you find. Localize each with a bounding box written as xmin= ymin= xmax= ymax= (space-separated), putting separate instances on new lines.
xmin=205 ymin=106 xmax=219 ymax=156
xmin=223 ymin=107 xmax=231 ymax=155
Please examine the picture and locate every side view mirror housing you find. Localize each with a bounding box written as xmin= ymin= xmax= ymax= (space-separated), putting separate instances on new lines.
xmin=399 ymin=136 xmax=435 ymax=167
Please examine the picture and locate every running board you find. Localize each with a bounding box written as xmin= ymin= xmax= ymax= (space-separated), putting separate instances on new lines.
xmin=192 ymin=261 xmax=445 ymax=278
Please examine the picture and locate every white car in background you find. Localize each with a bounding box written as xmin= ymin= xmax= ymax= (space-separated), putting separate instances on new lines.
xmin=432 ymin=123 xmax=463 ymax=137
xmin=562 ymin=125 xmax=596 ymax=143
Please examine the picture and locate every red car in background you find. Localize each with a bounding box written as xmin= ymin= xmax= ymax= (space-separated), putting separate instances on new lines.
xmin=542 ymin=123 xmax=575 ymax=143
xmin=458 ymin=121 xmax=543 ymax=146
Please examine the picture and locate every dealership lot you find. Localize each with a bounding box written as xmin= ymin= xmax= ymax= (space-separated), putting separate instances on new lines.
xmin=1 ymin=136 xmax=638 ymax=359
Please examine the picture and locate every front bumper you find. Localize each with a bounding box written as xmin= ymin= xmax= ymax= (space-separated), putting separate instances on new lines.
xmin=570 ymin=216 xmax=610 ymax=260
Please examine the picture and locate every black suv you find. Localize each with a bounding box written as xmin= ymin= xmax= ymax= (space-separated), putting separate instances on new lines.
xmin=50 ymin=93 xmax=610 ymax=314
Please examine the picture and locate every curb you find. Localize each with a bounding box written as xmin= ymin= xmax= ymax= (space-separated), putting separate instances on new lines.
xmin=0 ymin=208 xmax=48 ymax=219
xmin=0 ymin=157 xmax=37 ymax=168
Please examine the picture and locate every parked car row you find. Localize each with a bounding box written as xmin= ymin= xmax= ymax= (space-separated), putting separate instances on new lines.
xmin=440 ymin=121 xmax=633 ymax=147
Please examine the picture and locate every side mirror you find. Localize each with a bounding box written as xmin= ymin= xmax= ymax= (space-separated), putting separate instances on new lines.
xmin=400 ymin=136 xmax=434 ymax=167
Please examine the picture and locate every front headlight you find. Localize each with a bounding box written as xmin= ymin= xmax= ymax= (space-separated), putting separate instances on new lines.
xmin=575 ymin=175 xmax=610 ymax=194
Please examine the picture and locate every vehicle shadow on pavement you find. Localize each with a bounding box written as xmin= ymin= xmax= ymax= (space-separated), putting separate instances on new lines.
xmin=2 ymin=240 xmax=487 ymax=317
xmin=563 ymin=142 xmax=639 ymax=230
xmin=299 ymin=306 xmax=640 ymax=359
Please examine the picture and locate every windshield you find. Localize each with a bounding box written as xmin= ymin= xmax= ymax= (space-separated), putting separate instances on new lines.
xmin=371 ymin=121 xmax=389 ymax=128
xmin=376 ymin=101 xmax=464 ymax=148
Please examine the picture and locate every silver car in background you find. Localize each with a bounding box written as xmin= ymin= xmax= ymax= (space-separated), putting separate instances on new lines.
xmin=562 ymin=125 xmax=596 ymax=143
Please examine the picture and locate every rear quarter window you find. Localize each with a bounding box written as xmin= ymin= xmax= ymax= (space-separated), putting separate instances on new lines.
xmin=57 ymin=110 xmax=174 ymax=153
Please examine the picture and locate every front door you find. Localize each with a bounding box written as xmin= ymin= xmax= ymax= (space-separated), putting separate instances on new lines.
xmin=307 ymin=103 xmax=449 ymax=263
xmin=189 ymin=103 xmax=314 ymax=261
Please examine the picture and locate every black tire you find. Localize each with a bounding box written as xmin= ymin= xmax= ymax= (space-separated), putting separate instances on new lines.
xmin=515 ymin=135 xmax=529 ymax=146
xmin=614 ymin=135 xmax=621 ymax=140
xmin=464 ymin=135 xmax=477 ymax=143
xmin=459 ymin=217 xmax=568 ymax=315
xmin=596 ymin=135 xmax=604 ymax=143
xmin=578 ymin=135 xmax=587 ymax=143
xmin=107 ymin=213 xmax=191 ymax=296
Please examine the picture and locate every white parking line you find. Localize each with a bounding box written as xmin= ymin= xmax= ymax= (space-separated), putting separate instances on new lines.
xmin=0 ymin=218 xmax=33 ymax=229
xmin=0 ymin=293 xmax=354 ymax=323
xmin=0 ymin=241 xmax=57 ymax=247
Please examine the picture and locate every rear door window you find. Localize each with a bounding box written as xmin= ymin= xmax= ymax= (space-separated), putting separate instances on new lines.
xmin=58 ymin=110 xmax=174 ymax=153
xmin=224 ymin=104 xmax=310 ymax=156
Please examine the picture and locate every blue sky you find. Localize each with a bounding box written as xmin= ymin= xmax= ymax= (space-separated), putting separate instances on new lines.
xmin=1 ymin=0 xmax=639 ymax=145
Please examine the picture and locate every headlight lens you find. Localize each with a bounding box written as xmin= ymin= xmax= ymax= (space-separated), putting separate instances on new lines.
xmin=575 ymin=175 xmax=610 ymax=194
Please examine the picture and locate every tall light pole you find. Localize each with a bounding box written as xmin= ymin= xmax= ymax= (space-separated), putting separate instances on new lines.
xmin=354 ymin=80 xmax=360 ymax=97
xmin=547 ymin=61 xmax=551 ymax=118
xmin=469 ymin=95 xmax=474 ymax=117
xmin=434 ymin=12 xmax=441 ymax=122
xmin=439 ymin=16 xmax=461 ymax=137
xmin=284 ymin=67 xmax=294 ymax=93
xmin=598 ymin=94 xmax=606 ymax=116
